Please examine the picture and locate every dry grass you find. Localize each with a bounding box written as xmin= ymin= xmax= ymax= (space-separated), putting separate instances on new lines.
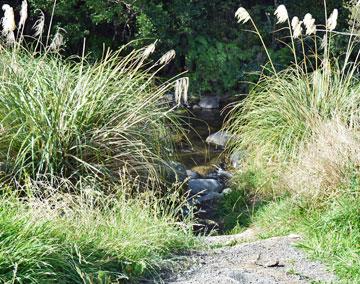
xmin=283 ymin=119 xmax=360 ymax=201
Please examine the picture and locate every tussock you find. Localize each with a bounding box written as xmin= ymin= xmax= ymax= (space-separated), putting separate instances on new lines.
xmin=284 ymin=120 xmax=360 ymax=200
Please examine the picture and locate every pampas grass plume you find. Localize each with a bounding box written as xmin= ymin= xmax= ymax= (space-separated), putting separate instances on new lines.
xmin=235 ymin=7 xmax=251 ymax=24
xmin=327 ymin=9 xmax=338 ymax=31
xmin=19 ymin=0 xmax=28 ymax=29
xmin=33 ymin=10 xmax=45 ymax=38
xmin=2 ymin=4 xmax=16 ymax=36
xmin=303 ymin=13 xmax=316 ymax=35
xmin=274 ymin=5 xmax=289 ymax=24
xmin=160 ymin=49 xmax=176 ymax=65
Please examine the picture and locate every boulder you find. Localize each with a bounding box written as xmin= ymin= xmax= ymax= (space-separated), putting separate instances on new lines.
xmin=192 ymin=104 xmax=202 ymax=110
xmin=198 ymin=96 xmax=220 ymax=109
xmin=188 ymin=178 xmax=223 ymax=195
xmin=206 ymin=131 xmax=231 ymax=147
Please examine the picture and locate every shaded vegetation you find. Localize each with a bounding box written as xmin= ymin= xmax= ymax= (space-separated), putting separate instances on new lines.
xmin=21 ymin=0 xmax=346 ymax=95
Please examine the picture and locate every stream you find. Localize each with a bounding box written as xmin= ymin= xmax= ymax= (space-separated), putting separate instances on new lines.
xmin=177 ymin=108 xmax=225 ymax=172
xmin=174 ymin=105 xmax=232 ymax=234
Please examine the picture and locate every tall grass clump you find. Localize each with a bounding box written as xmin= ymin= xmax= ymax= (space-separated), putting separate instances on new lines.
xmin=0 ymin=4 xmax=197 ymax=282
xmin=0 ymin=182 xmax=196 ymax=283
xmin=0 ymin=3 xmax=188 ymax=188
xmin=225 ymin=2 xmax=360 ymax=196
xmin=284 ymin=119 xmax=360 ymax=201
xmin=221 ymin=3 xmax=360 ymax=281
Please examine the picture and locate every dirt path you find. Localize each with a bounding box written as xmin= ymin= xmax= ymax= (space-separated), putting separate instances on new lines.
xmin=163 ymin=230 xmax=336 ymax=284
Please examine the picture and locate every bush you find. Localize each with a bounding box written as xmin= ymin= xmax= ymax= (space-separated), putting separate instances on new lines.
xmin=225 ymin=3 xmax=360 ymax=196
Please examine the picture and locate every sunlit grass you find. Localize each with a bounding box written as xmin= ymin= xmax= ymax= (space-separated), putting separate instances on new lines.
xmin=0 ymin=183 xmax=197 ymax=283
xmin=0 ymin=47 xmax=184 ymax=187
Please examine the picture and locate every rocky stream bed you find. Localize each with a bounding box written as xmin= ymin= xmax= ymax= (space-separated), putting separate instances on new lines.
xmin=159 ymin=96 xmax=337 ymax=284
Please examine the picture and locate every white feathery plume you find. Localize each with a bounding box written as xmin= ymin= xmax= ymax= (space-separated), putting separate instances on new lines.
xmin=19 ymin=0 xmax=28 ymax=29
xmin=293 ymin=20 xmax=303 ymax=38
xmin=235 ymin=7 xmax=251 ymax=24
xmin=49 ymin=29 xmax=64 ymax=51
xmin=327 ymin=9 xmax=338 ymax=31
xmin=303 ymin=13 xmax=316 ymax=35
xmin=159 ymin=49 xmax=176 ymax=65
xmin=33 ymin=10 xmax=45 ymax=38
xmin=291 ymin=16 xmax=299 ymax=30
xmin=274 ymin=5 xmax=289 ymax=24
xmin=174 ymin=77 xmax=189 ymax=106
xmin=1 ymin=4 xmax=16 ymax=36
xmin=142 ymin=41 xmax=156 ymax=59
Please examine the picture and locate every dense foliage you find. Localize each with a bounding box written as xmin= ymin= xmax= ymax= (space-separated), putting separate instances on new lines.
xmin=14 ymin=0 xmax=345 ymax=95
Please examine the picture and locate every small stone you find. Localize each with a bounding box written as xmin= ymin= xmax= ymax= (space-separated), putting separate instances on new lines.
xmin=192 ymin=104 xmax=202 ymax=110
xmin=188 ymin=179 xmax=223 ymax=195
xmin=230 ymin=150 xmax=246 ymax=168
xmin=206 ymin=131 xmax=231 ymax=147
xmin=163 ymin=93 xmax=174 ymax=103
xmin=198 ymin=96 xmax=220 ymax=109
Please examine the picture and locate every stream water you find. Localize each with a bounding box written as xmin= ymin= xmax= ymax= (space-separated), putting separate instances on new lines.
xmin=177 ymin=109 xmax=225 ymax=172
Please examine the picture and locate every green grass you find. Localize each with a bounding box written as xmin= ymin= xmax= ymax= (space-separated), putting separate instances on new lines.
xmin=0 ymin=186 xmax=197 ymax=283
xmin=216 ymin=169 xmax=270 ymax=232
xmin=218 ymin=180 xmax=360 ymax=282
xmin=252 ymin=189 xmax=360 ymax=283
xmin=224 ymin=67 xmax=360 ymax=168
xmin=0 ymin=47 xmax=182 ymax=186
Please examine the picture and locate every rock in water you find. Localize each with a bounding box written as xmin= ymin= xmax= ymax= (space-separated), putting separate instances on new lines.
xmin=198 ymin=96 xmax=220 ymax=109
xmin=222 ymin=188 xmax=233 ymax=195
xmin=206 ymin=131 xmax=231 ymax=147
xmin=188 ymin=179 xmax=223 ymax=195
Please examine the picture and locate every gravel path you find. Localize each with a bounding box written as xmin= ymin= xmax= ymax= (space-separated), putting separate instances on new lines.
xmin=163 ymin=231 xmax=336 ymax=284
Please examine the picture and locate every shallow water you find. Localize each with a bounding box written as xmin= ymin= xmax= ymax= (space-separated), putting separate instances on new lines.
xmin=176 ymin=109 xmax=225 ymax=170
